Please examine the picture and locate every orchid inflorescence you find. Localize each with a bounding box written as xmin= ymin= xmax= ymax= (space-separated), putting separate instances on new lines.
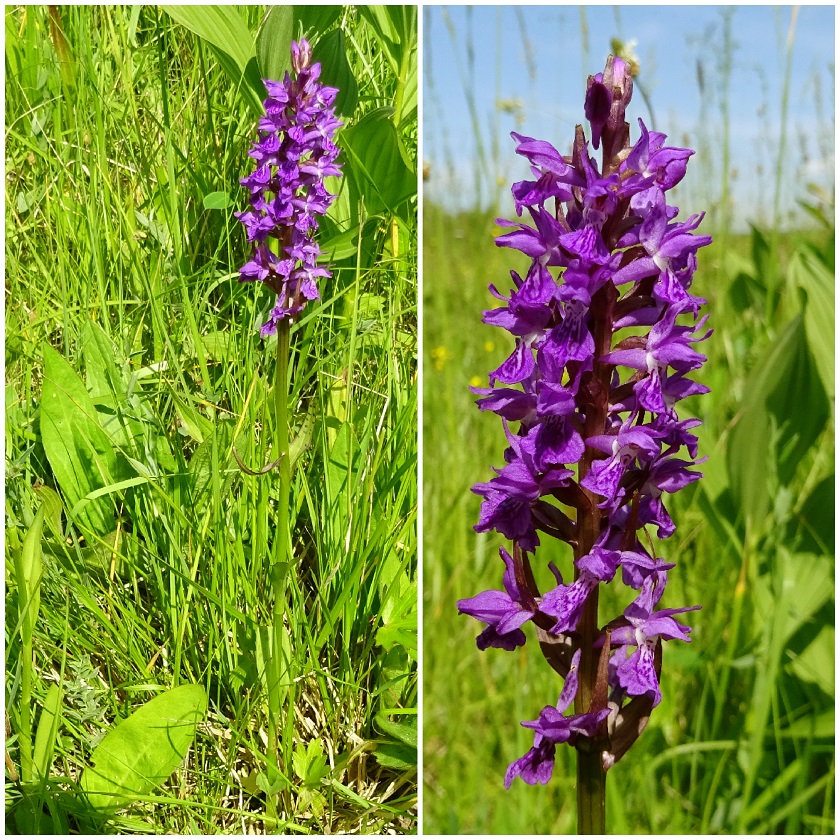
xmin=236 ymin=38 xmax=343 ymax=337
xmin=458 ymin=56 xmax=711 ymax=788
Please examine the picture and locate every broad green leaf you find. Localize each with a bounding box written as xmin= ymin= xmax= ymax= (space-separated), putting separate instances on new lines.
xmin=790 ymin=247 xmax=834 ymax=401
xmin=385 ymin=5 xmax=417 ymax=47
xmin=788 ymin=625 xmax=834 ymax=696
xmin=342 ymin=108 xmax=416 ymax=218
xmin=324 ymin=171 xmax=353 ymax=230
xmin=289 ymin=401 xmax=316 ymax=469
xmin=40 ymin=344 xmax=126 ymax=534
xmin=375 ymin=609 xmax=417 ymax=657
xmin=293 ymin=740 xmax=328 ymax=787
xmin=752 ymin=552 xmax=832 ymax=643
xmin=397 ymin=45 xmax=418 ymax=129
xmin=372 ymin=740 xmax=415 ymax=771
xmin=795 ymin=474 xmax=834 ymax=556
xmin=375 ymin=713 xmax=417 ymax=748
xmin=727 ymin=396 xmax=771 ymax=535
xmin=202 ymin=191 xmax=233 ymax=210
xmin=163 ymin=7 xmax=263 ymax=113
xmin=168 ymin=388 xmax=213 ymax=443
xmin=255 ymin=5 xmax=293 ymax=83
xmin=312 ymin=28 xmax=358 ymax=117
xmin=81 ymin=684 xmax=207 ymax=811
xmin=765 ymin=325 xmax=829 ymax=485
xmin=163 ymin=6 xmax=254 ymax=72
xmin=320 ymin=218 xmax=378 ymax=262
xmin=726 ymin=316 xmax=807 ymax=531
xmin=294 ymin=5 xmax=342 ymax=35
xmin=32 ymin=684 xmax=63 ymax=782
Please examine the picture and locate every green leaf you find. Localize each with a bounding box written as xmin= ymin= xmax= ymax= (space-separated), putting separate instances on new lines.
xmin=778 ymin=707 xmax=834 ymax=739
xmin=788 ymin=625 xmax=834 ymax=696
xmin=375 ymin=607 xmax=417 ymax=657
xmin=795 ymin=474 xmax=834 ymax=555
xmin=294 ymin=5 xmax=342 ymax=35
xmin=320 ymin=218 xmax=378 ymax=262
xmin=372 ymin=740 xmax=416 ymax=771
xmin=342 ymin=108 xmax=416 ymax=218
xmin=32 ymin=684 xmax=63 ymax=782
xmin=790 ymin=246 xmax=835 ymax=401
xmin=293 ymin=740 xmax=329 ymax=787
xmin=202 ymin=191 xmax=233 ymax=210
xmin=726 ymin=315 xmax=822 ymax=531
xmin=375 ymin=713 xmax=417 ymax=748
xmin=80 ymin=684 xmax=207 ymax=811
xmin=312 ymin=28 xmax=358 ymax=117
xmin=765 ymin=320 xmax=829 ymax=485
xmin=255 ymin=5 xmax=293 ymax=83
xmin=727 ymin=395 xmax=771 ymax=535
xmin=81 ymin=321 xmax=124 ymax=404
xmin=40 ymin=345 xmax=125 ymax=535
xmin=16 ymin=507 xmax=45 ymax=647
xmin=752 ymin=552 xmax=833 ymax=643
xmin=32 ymin=485 xmax=63 ymax=538
xmin=384 ymin=5 xmax=418 ymax=47
xmin=163 ymin=6 xmax=254 ymax=73
xmin=163 ymin=6 xmax=263 ymax=113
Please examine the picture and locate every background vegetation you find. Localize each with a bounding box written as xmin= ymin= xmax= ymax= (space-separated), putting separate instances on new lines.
xmin=423 ymin=7 xmax=834 ymax=834
xmin=6 ymin=5 xmax=417 ymax=833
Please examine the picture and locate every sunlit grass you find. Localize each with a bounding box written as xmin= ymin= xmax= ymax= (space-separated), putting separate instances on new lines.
xmin=5 ymin=5 xmax=417 ymax=833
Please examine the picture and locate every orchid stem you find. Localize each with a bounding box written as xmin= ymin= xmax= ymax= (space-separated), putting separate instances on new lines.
xmin=266 ymin=320 xmax=292 ymax=817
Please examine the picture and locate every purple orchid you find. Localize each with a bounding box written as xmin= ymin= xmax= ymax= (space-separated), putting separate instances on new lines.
xmin=236 ymin=38 xmax=343 ymax=337
xmin=457 ymin=546 xmax=536 ymax=651
xmin=505 ymin=650 xmax=610 ymax=788
xmin=458 ymin=54 xmax=710 ymax=792
xmin=608 ymin=575 xmax=699 ymax=706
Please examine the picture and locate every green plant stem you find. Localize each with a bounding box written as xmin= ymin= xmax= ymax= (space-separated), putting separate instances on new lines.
xmin=266 ymin=320 xmax=292 ymax=816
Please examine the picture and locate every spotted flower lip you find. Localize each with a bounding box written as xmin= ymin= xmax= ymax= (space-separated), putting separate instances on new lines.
xmin=236 ymin=38 xmax=343 ymax=337
xmin=459 ymin=54 xmax=711 ymax=788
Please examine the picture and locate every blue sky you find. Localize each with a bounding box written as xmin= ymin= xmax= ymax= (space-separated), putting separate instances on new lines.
xmin=423 ymin=5 xmax=835 ymax=230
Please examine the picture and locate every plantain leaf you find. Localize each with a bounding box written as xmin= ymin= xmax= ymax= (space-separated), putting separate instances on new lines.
xmin=81 ymin=684 xmax=207 ymax=811
xmin=40 ymin=345 xmax=125 ymax=535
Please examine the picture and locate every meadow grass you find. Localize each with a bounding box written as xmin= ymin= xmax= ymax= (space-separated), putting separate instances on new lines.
xmin=6 ymin=6 xmax=417 ymax=833
xmin=422 ymin=202 xmax=834 ymax=834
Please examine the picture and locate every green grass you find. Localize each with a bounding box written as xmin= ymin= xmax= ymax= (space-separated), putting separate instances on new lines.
xmin=422 ymin=202 xmax=834 ymax=834
xmin=6 ymin=6 xmax=417 ymax=833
